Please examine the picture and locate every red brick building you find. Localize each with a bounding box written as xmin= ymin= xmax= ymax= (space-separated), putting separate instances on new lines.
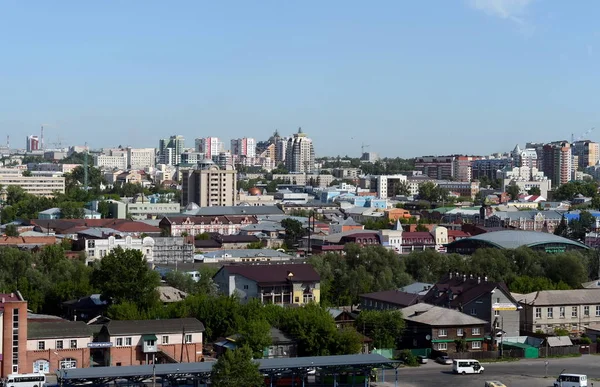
xmin=96 ymin=318 xmax=205 ymax=366
xmin=1 ymin=293 xmax=27 ymax=377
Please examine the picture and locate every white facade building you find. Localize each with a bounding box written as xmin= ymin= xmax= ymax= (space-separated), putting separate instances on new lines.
xmin=285 ymin=128 xmax=315 ymax=173
xmin=377 ymin=174 xmax=408 ymax=199
xmin=85 ymin=236 xmax=155 ymax=265
xmin=195 ymin=137 xmax=223 ymax=158
xmin=499 ymin=166 xmax=552 ymax=197
xmin=94 ymin=154 xmax=128 ymax=170
xmin=230 ymin=138 xmax=256 ymax=158
xmin=127 ymin=147 xmax=155 ymax=169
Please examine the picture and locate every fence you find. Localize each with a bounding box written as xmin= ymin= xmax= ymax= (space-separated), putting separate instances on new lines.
xmin=538 ymin=345 xmax=581 ymax=358
xmin=450 ymin=349 xmax=525 ymax=360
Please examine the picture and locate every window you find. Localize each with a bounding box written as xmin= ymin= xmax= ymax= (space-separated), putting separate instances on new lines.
xmin=572 ymin=307 xmax=578 ymax=318
xmin=37 ymin=341 xmax=45 ymax=350
xmin=125 ymin=337 xmax=132 ymax=346
xmin=535 ymin=308 xmax=542 ymax=318
xmin=559 ymin=307 xmax=565 ymax=318
xmin=56 ymin=340 xmax=63 ymax=349
xmin=596 ymin=306 xmax=600 ymax=317
xmin=472 ymin=341 xmax=482 ymax=349
xmin=60 ymin=358 xmax=76 ymax=370
xmin=70 ymin=340 xmax=77 ymax=349
xmin=585 ymin=306 xmax=590 ymax=316
xmin=457 ymin=328 xmax=464 ymax=336
xmin=162 ymin=336 xmax=169 ymax=345
xmin=494 ymin=310 xmax=500 ymax=316
xmin=496 ymin=297 xmax=500 ymax=304
xmin=547 ymin=308 xmax=553 ymax=319
xmin=116 ymin=338 xmax=123 ymax=346
xmin=185 ymin=334 xmax=192 ymax=343
xmin=470 ymin=308 xmax=477 ymax=316
xmin=438 ymin=329 xmax=447 ymax=337
xmin=146 ymin=340 xmax=155 ymax=346
xmin=243 ymin=285 xmax=249 ymax=290
xmin=437 ymin=343 xmax=447 ymax=351
xmin=472 ymin=328 xmax=481 ymax=335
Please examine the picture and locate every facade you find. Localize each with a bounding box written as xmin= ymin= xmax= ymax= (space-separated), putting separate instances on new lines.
xmin=378 ymin=224 xmax=448 ymax=254
xmin=0 ymin=175 xmax=65 ymax=196
xmin=195 ymin=137 xmax=223 ymax=158
xmin=376 ymin=174 xmax=408 ymax=199
xmin=152 ymin=237 xmax=195 ymax=264
xmin=472 ymin=158 xmax=512 ymax=181
xmin=271 ymin=173 xmax=334 ymax=188
xmin=332 ymin=168 xmax=361 ymax=180
xmin=180 ymin=164 xmax=237 ymax=207
xmin=437 ymin=181 xmax=479 ymax=199
xmin=360 ymin=290 xmax=420 ymax=311
xmin=159 ymin=215 xmax=259 ymax=237
xmin=126 ymin=201 xmax=181 ymax=220
xmin=213 ymin=263 xmax=321 ymax=305
xmin=26 ymin=135 xmax=40 ymax=152
xmin=97 ymin=318 xmax=205 ymax=366
xmin=515 ymin=289 xmax=600 ymax=335
xmin=421 ymin=273 xmax=521 ymax=338
xmin=127 ymin=148 xmax=156 ymax=169
xmin=94 ymin=154 xmax=128 ymax=170
xmin=285 ymin=128 xmax=315 ymax=174
xmin=454 ymin=156 xmax=482 ymax=182
xmin=84 ymin=236 xmax=155 ymax=264
xmin=180 ymin=152 xmax=204 ymax=165
xmin=230 ymin=138 xmax=256 ymax=158
xmin=499 ymin=166 xmax=551 ymax=196
xmin=542 ymin=141 xmax=572 ymax=187
xmin=0 ymin=293 xmax=28 ymax=377
xmin=572 ymin=140 xmax=599 ymax=170
xmin=414 ymin=156 xmax=455 ymax=180
xmin=400 ymin=303 xmax=488 ymax=353
xmin=158 ymin=135 xmax=185 ymax=166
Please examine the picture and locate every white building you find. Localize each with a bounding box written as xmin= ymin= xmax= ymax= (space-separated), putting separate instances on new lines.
xmin=0 ymin=175 xmax=65 ymax=196
xmin=127 ymin=147 xmax=155 ymax=169
xmin=499 ymin=166 xmax=551 ymax=197
xmin=285 ymin=128 xmax=315 ymax=173
xmin=377 ymin=174 xmax=408 ymax=199
xmin=85 ymin=235 xmax=155 ymax=265
xmin=231 ymin=138 xmax=256 ymax=158
xmin=94 ymin=154 xmax=128 ymax=170
xmin=195 ymin=137 xmax=223 ymax=158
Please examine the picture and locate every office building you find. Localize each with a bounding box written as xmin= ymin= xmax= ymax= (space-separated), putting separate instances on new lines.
xmin=195 ymin=137 xmax=223 ymax=158
xmin=180 ymin=152 xmax=204 ymax=165
xmin=377 ymin=174 xmax=408 ymax=199
xmin=158 ymin=135 xmax=185 ymax=166
xmin=285 ymin=128 xmax=315 ymax=173
xmin=26 ymin=136 xmax=39 ymax=152
xmin=181 ymin=161 xmax=237 ymax=207
xmin=94 ymin=154 xmax=127 ymax=170
xmin=572 ymin=140 xmax=600 ymax=170
xmin=127 ymin=148 xmax=155 ymax=170
xmin=0 ymin=175 xmax=65 ymax=197
xmin=230 ymin=138 xmax=256 ymax=158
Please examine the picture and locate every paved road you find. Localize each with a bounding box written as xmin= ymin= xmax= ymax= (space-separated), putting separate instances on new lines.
xmin=376 ymin=355 xmax=600 ymax=387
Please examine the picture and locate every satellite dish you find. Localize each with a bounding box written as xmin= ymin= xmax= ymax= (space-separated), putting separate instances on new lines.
xmin=426 ymin=335 xmax=431 ymax=341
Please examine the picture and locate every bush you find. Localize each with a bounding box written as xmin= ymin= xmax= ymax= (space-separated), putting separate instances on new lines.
xmin=397 ymin=349 xmax=419 ymax=367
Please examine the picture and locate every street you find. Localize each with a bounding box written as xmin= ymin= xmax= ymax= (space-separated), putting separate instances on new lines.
xmin=376 ymin=355 xmax=600 ymax=387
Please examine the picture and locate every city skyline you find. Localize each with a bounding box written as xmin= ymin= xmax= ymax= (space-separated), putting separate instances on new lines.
xmin=3 ymin=1 xmax=600 ymax=156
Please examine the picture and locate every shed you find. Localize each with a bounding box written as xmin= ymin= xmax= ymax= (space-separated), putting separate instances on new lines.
xmin=502 ymin=342 xmax=539 ymax=358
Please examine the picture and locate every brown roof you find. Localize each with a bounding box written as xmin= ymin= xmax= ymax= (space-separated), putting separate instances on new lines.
xmin=103 ymin=318 xmax=204 ymax=335
xmin=219 ymin=263 xmax=320 ymax=284
xmin=360 ymin=290 xmax=420 ymax=307
xmin=29 ymin=219 xmax=161 ymax=234
xmin=0 ymin=236 xmax=56 ymax=245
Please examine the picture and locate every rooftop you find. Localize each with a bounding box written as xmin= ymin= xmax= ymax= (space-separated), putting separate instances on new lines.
xmin=102 ymin=318 xmax=205 ymax=336
xmin=183 ymin=205 xmax=284 ymax=216
xmin=217 ymin=263 xmax=320 ymax=284
xmin=447 ymin=230 xmax=590 ymax=250
xmin=518 ymin=289 xmax=600 ymax=306
xmin=401 ymin=303 xmax=487 ymax=326
xmin=360 ymin=290 xmax=420 ymax=307
xmin=28 ymin=321 xmax=91 ymax=340
xmin=202 ymin=249 xmax=296 ymax=259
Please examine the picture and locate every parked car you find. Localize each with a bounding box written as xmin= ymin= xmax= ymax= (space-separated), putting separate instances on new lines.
xmin=417 ymin=356 xmax=428 ymax=364
xmin=436 ymin=356 xmax=452 ymax=365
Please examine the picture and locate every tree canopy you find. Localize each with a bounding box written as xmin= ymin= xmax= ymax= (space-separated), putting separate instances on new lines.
xmin=210 ymin=345 xmax=263 ymax=387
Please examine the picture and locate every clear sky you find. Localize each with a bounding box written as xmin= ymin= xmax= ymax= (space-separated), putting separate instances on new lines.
xmin=1 ymin=0 xmax=599 ymax=157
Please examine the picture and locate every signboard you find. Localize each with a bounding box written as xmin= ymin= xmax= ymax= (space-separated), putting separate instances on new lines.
xmin=545 ymin=246 xmax=566 ymax=254
xmin=492 ymin=303 xmax=517 ymax=311
xmin=88 ymin=342 xmax=113 ymax=348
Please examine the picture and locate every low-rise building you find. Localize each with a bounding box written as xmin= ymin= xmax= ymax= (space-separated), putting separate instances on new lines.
xmin=400 ymin=303 xmax=488 ymax=353
xmin=159 ymin=215 xmax=259 ymax=237
xmin=360 ymin=290 xmax=420 ymax=311
xmin=196 ymin=249 xmax=297 ymax=264
xmin=38 ymin=207 xmax=101 ymax=220
xmin=213 ymin=263 xmax=320 ymax=305
xmin=97 ymin=318 xmax=205 ymax=366
xmin=515 ymin=289 xmax=600 ymax=335
xmin=0 ymin=175 xmax=65 ymax=197
xmin=27 ymin=321 xmax=92 ymax=372
xmin=83 ymin=235 xmax=155 ymax=265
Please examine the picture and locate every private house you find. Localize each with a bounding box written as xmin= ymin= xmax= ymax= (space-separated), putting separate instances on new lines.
xmin=159 ymin=215 xmax=259 ymax=237
xmin=214 ymin=327 xmax=298 ymax=359
xmin=399 ymin=282 xmax=434 ymax=296
xmin=360 ymin=290 xmax=420 ymax=311
xmin=400 ymin=303 xmax=487 ymax=353
xmin=421 ymin=273 xmax=521 ymax=338
xmin=26 ymin=321 xmax=92 ymax=373
xmin=514 ymin=289 xmax=600 ymax=335
xmin=213 ymin=263 xmax=320 ymax=305
xmin=62 ymin=294 xmax=108 ymax=322
xmin=96 ymin=318 xmax=205 ymax=366
xmin=328 ymin=308 xmax=358 ymax=328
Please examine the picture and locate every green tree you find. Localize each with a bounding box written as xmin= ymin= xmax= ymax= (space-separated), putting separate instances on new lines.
xmin=236 ymin=318 xmax=272 ymax=359
xmin=195 ymin=232 xmax=211 ymax=240
xmin=554 ymin=215 xmax=568 ymax=238
xmin=4 ymin=224 xmax=19 ymax=237
xmin=506 ymin=183 xmax=521 ymax=201
xmin=91 ymin=247 xmax=160 ymax=310
xmin=355 ymin=310 xmax=405 ymax=349
xmin=22 ymin=170 xmax=32 ymax=177
xmin=394 ymin=181 xmax=411 ymax=196
xmin=97 ymin=201 xmax=110 ymax=218
xmin=527 ymin=186 xmax=541 ymax=196
xmin=210 ymin=345 xmax=263 ymax=387
xmin=281 ymin=218 xmax=305 ymax=249
xmin=59 ymin=201 xmax=85 ymax=219
xmin=246 ymin=241 xmax=264 ymax=249
xmin=418 ymin=182 xmax=438 ymax=202
xmin=332 ymin=327 xmax=363 ymax=355
xmin=164 ymin=270 xmax=196 ymax=294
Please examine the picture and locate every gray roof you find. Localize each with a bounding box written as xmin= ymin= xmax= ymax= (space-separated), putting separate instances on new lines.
xmin=241 ymin=223 xmax=285 ymax=232
xmin=449 ymin=230 xmax=590 ymax=250
xmin=28 ymin=321 xmax=91 ymax=340
xmin=39 ymin=208 xmax=61 ymax=215
xmin=401 ymin=303 xmax=487 ymax=326
xmin=521 ymin=289 xmax=600 ymax=306
xmin=103 ymin=318 xmax=204 ymax=335
xmin=546 ymin=336 xmax=573 ymax=347
xmin=201 ymin=249 xmax=295 ymax=259
xmin=492 ymin=210 xmax=564 ymax=221
xmin=76 ymin=227 xmax=122 ymax=238
xmin=269 ymin=327 xmax=294 ymax=345
xmin=399 ymin=282 xmax=434 ymax=295
xmin=57 ymin=353 xmax=399 ymax=380
xmin=183 ymin=205 xmax=284 ymax=216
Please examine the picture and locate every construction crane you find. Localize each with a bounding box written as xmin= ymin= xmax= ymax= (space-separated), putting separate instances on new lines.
xmin=571 ymin=127 xmax=595 ymax=143
xmin=361 ymin=143 xmax=370 ymax=154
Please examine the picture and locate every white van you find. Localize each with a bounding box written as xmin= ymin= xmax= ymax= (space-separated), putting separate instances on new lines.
xmin=452 ymin=359 xmax=484 ymax=374
xmin=554 ymin=374 xmax=587 ymax=387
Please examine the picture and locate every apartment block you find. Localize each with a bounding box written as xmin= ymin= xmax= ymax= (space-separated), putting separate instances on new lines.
xmin=271 ymin=173 xmax=334 ymax=188
xmin=472 ymin=159 xmax=512 ymax=181
xmin=127 ymin=148 xmax=156 ymax=169
xmin=377 ymin=174 xmax=408 ymax=199
xmin=94 ymin=154 xmax=127 ymax=170
xmin=158 ymin=135 xmax=185 ymax=166
xmin=195 ymin=137 xmax=223 ymax=158
xmin=572 ymin=140 xmax=600 ymax=170
xmin=0 ymin=175 xmax=65 ymax=197
xmin=230 ymin=138 xmax=256 ymax=158
xmin=181 ymin=164 xmax=237 ymax=207
xmin=414 ymin=156 xmax=455 ymax=180
xmin=285 ymin=128 xmax=315 ymax=173
xmin=542 ymin=141 xmax=572 ymax=187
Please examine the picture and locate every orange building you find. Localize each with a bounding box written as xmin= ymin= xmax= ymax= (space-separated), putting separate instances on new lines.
xmin=384 ymin=208 xmax=412 ymax=222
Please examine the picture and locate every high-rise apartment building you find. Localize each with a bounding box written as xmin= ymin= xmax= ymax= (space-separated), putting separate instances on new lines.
xmin=195 ymin=137 xmax=223 ymax=158
xmin=26 ymin=135 xmax=39 ymax=152
xmin=472 ymin=159 xmax=512 ymax=181
xmin=230 ymin=138 xmax=256 ymax=158
xmin=414 ymin=156 xmax=455 ymax=180
xmin=158 ymin=135 xmax=185 ymax=166
xmin=285 ymin=128 xmax=315 ymax=174
xmin=214 ymin=151 xmax=233 ymax=169
xmin=542 ymin=141 xmax=572 ymax=188
xmin=181 ymin=162 xmax=237 ymax=207
xmin=453 ymin=156 xmax=482 ymax=182
xmin=270 ymin=130 xmax=288 ymax=164
xmin=572 ymin=140 xmax=599 ymax=170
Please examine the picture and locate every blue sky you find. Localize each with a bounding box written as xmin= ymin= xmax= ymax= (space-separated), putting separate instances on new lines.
xmin=1 ymin=0 xmax=599 ymax=157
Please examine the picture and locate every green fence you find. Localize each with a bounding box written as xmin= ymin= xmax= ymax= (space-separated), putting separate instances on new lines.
xmin=371 ymin=348 xmax=394 ymax=359
xmin=410 ymin=348 xmax=432 ymax=357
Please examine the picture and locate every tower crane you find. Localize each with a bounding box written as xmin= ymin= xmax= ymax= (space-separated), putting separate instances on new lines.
xmin=361 ymin=143 xmax=370 ymax=154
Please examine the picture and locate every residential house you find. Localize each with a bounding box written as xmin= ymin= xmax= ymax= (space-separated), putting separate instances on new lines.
xmin=327 ymin=308 xmax=358 ymax=328
xmin=96 ymin=318 xmax=205 ymax=366
xmin=378 ymin=222 xmax=449 ymax=254
xmin=194 ymin=233 xmax=262 ymax=251
xmin=26 ymin=321 xmax=92 ymax=373
xmin=305 ymin=230 xmax=381 ymax=254
xmin=38 ymin=207 xmax=101 ymax=220
xmin=213 ymin=263 xmax=320 ymax=305
xmin=400 ymin=303 xmax=487 ymax=353
xmin=62 ymin=294 xmax=108 ymax=322
xmin=214 ymin=327 xmax=298 ymax=359
xmin=159 ymin=215 xmax=259 ymax=237
xmin=421 ymin=273 xmax=521 ymax=338
xmin=514 ymin=289 xmax=600 ymax=335
xmin=360 ymin=290 xmax=420 ymax=311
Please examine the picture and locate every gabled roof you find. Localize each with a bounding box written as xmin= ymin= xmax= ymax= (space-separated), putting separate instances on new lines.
xmin=422 ymin=275 xmax=519 ymax=309
xmin=28 ymin=321 xmax=91 ymax=339
xmin=217 ymin=263 xmax=320 ymax=284
xmin=521 ymin=289 xmax=600 ymax=306
xmin=401 ymin=303 xmax=487 ymax=326
xmin=102 ymin=318 xmax=204 ymax=336
xmin=360 ymin=290 xmax=419 ymax=307
xmin=29 ymin=219 xmax=161 ymax=234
